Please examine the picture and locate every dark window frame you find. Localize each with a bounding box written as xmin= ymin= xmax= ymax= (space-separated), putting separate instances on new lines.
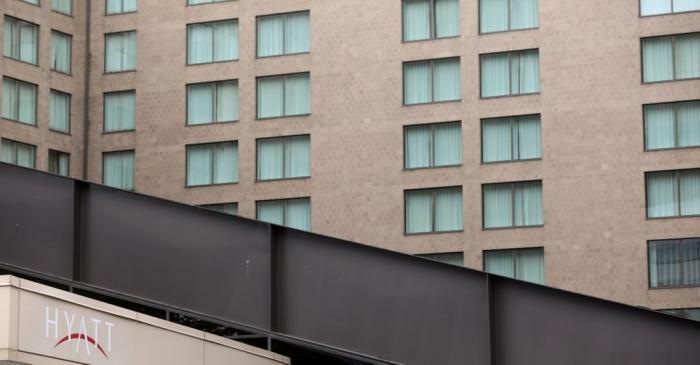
xmin=404 ymin=185 xmax=464 ymax=235
xmin=647 ymin=238 xmax=700 ymax=289
xmin=639 ymin=0 xmax=700 ymax=17
xmin=3 ymin=16 xmax=40 ymax=66
xmin=50 ymin=29 xmax=73 ymax=75
xmin=645 ymin=168 xmax=700 ymax=219
xmin=481 ymin=179 xmax=544 ymax=230
xmin=48 ymin=149 xmax=70 ymax=176
xmin=255 ymin=197 xmax=312 ymax=228
xmin=102 ymin=89 xmax=136 ymax=133
xmin=641 ymin=32 xmax=700 ymax=84
xmin=482 ymin=246 xmax=545 ymax=281
xmin=643 ymin=99 xmax=700 ymax=151
xmin=186 ymin=79 xmax=239 ymax=125
xmin=0 ymin=138 xmax=36 ymax=168
xmin=105 ymin=0 xmax=138 ymax=15
xmin=479 ymin=48 xmax=540 ymax=99
xmin=480 ymin=113 xmax=542 ymax=164
xmin=255 ymin=72 xmax=311 ymax=120
xmin=255 ymin=10 xmax=311 ymax=58
xmin=1 ymin=76 xmax=39 ymax=126
xmin=103 ymin=30 xmax=137 ymax=74
xmin=185 ymin=140 xmax=239 ymax=188
xmin=255 ymin=134 xmax=311 ymax=182
xmin=186 ymin=18 xmax=239 ymax=66
xmin=402 ymin=56 xmax=461 ymax=106
xmin=477 ymin=0 xmax=540 ymax=34
xmin=403 ymin=121 xmax=462 ymax=170
xmin=401 ymin=0 xmax=462 ymax=42
xmin=49 ymin=88 xmax=72 ymax=134
xmin=101 ymin=149 xmax=135 ymax=191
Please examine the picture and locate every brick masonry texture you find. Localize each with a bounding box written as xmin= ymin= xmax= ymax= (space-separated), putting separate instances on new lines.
xmin=1 ymin=0 xmax=699 ymax=311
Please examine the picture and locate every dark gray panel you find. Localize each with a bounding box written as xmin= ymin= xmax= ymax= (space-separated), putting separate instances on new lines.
xmin=275 ymin=229 xmax=490 ymax=365
xmin=0 ymin=164 xmax=74 ymax=278
xmin=493 ymin=278 xmax=700 ymax=365
xmin=82 ymin=185 xmax=272 ymax=329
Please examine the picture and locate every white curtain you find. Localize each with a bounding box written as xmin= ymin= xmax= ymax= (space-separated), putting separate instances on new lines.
xmin=643 ymin=37 xmax=674 ymax=82
xmin=187 ymin=84 xmax=214 ymax=125
xmin=406 ymin=190 xmax=433 ymax=233
xmin=0 ymin=141 xmax=13 ymax=165
xmin=403 ymin=0 xmax=431 ymax=41
xmin=517 ymin=115 xmax=541 ymax=159
xmin=433 ymin=58 xmax=461 ymax=102
xmin=405 ymin=125 xmax=431 ymax=168
xmin=649 ymin=241 xmax=682 ymax=287
xmin=647 ymin=172 xmax=679 ymax=217
xmin=2 ymin=20 xmax=13 ymax=59
xmin=213 ymin=20 xmax=239 ymax=62
xmin=257 ymin=200 xmax=285 ymax=225
xmin=257 ymin=138 xmax=284 ymax=180
xmin=641 ymin=0 xmax=672 ymax=15
xmin=103 ymin=151 xmax=134 ymax=190
xmin=2 ymin=79 xmax=18 ymax=122
xmin=18 ymin=81 xmax=36 ymax=125
xmin=482 ymin=118 xmax=512 ymax=162
xmin=481 ymin=53 xmax=510 ymax=97
xmin=517 ymin=248 xmax=545 ymax=284
xmin=284 ymin=74 xmax=310 ymax=116
xmin=433 ymin=122 xmax=462 ymax=166
xmin=104 ymin=91 xmax=135 ymax=132
xmin=285 ymin=12 xmax=310 ymax=54
xmin=480 ymin=0 xmax=509 ymax=33
xmin=644 ymin=104 xmax=676 ymax=149
xmin=511 ymin=0 xmax=539 ymax=30
xmin=285 ymin=135 xmax=310 ymax=178
xmin=674 ymin=33 xmax=700 ymax=80
xmin=683 ymin=239 xmax=700 ymax=286
xmin=15 ymin=142 xmax=35 ymax=168
xmin=404 ymin=61 xmax=431 ymax=104
xmin=213 ymin=142 xmax=238 ymax=184
xmin=673 ymin=0 xmax=700 ymax=12
xmin=484 ymin=184 xmax=513 ymax=228
xmin=435 ymin=0 xmax=460 ymax=38
xmin=257 ymin=77 xmax=284 ymax=118
xmin=49 ymin=91 xmax=70 ymax=133
xmin=188 ymin=24 xmax=213 ymax=64
xmin=434 ymin=188 xmax=463 ymax=231
xmin=678 ymin=101 xmax=700 ymax=147
xmin=105 ymin=32 xmax=136 ymax=72
xmin=19 ymin=21 xmax=38 ymax=64
xmin=257 ymin=16 xmax=284 ymax=57
xmin=216 ymin=81 xmax=238 ymax=122
xmin=49 ymin=151 xmax=69 ymax=176
xmin=106 ymin=0 xmax=137 ymax=14
xmin=51 ymin=32 xmax=71 ymax=73
xmin=680 ymin=169 xmax=700 ymax=216
xmin=52 ymin=0 xmax=72 ymax=14
xmin=515 ymin=50 xmax=540 ymax=94
xmin=514 ymin=181 xmax=543 ymax=226
xmin=187 ymin=145 xmax=213 ymax=186
xmin=485 ymin=250 xmax=516 ymax=277
xmin=418 ymin=253 xmax=464 ymax=266
xmin=285 ymin=199 xmax=311 ymax=231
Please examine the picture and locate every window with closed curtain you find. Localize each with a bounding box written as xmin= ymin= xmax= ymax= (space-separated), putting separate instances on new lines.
xmin=188 ymin=0 xmax=231 ymax=4
xmin=187 ymin=80 xmax=238 ymax=125
xmin=3 ymin=17 xmax=38 ymax=65
xmin=404 ymin=58 xmax=461 ymax=105
xmin=645 ymin=100 xmax=700 ymax=150
xmin=257 ymin=11 xmax=310 ymax=57
xmin=257 ymin=73 xmax=310 ymax=119
xmin=646 ymin=169 xmax=700 ymax=218
xmin=186 ymin=142 xmax=238 ymax=187
xmin=187 ymin=20 xmax=239 ymax=65
xmin=483 ymin=180 xmax=543 ymax=229
xmin=50 ymin=31 xmax=72 ymax=74
xmin=642 ymin=33 xmax=700 ymax=83
xmin=52 ymin=0 xmax=72 ymax=15
xmin=649 ymin=238 xmax=700 ymax=288
xmin=405 ymin=187 xmax=463 ymax=234
xmin=103 ymin=150 xmax=134 ymax=190
xmin=482 ymin=115 xmax=541 ymax=163
xmin=480 ymin=0 xmax=538 ymax=33
xmin=49 ymin=90 xmax=71 ymax=133
xmin=48 ymin=150 xmax=70 ymax=177
xmin=481 ymin=49 xmax=539 ymax=98
xmin=105 ymin=31 xmax=136 ymax=72
xmin=402 ymin=0 xmax=460 ymax=42
xmin=0 ymin=139 xmax=35 ymax=169
xmin=257 ymin=135 xmax=310 ymax=181
xmin=404 ymin=122 xmax=462 ymax=169
xmin=104 ymin=91 xmax=135 ymax=132
xmin=484 ymin=247 xmax=544 ymax=284
xmin=201 ymin=203 xmax=238 ymax=215
xmin=641 ymin=0 xmax=700 ymax=16
xmin=2 ymin=77 xmax=37 ymax=125
xmin=106 ymin=0 xmax=137 ymax=14
xmin=417 ymin=252 xmax=464 ymax=266
xmin=660 ymin=308 xmax=700 ymax=322
xmin=257 ymin=198 xmax=311 ymax=231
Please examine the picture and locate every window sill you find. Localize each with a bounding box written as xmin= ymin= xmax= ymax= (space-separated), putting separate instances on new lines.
xmin=646 ymin=214 xmax=700 ymax=220
xmin=648 ymin=284 xmax=700 ymax=290
xmin=102 ymin=129 xmax=136 ymax=135
xmin=185 ymin=181 xmax=239 ymax=189
xmin=404 ymin=229 xmax=464 ymax=237
xmin=403 ymin=99 xmax=462 ymax=107
xmin=104 ymin=69 xmax=137 ymax=75
xmin=256 ymin=51 xmax=310 ymax=59
xmin=482 ymin=224 xmax=544 ymax=231
xmin=478 ymin=26 xmax=538 ymax=36
xmin=51 ymin=69 xmax=73 ymax=77
xmin=2 ymin=118 xmax=38 ymax=128
xmin=186 ymin=0 xmax=235 ymax=7
xmin=105 ymin=11 xmax=138 ymax=16
xmin=256 ymin=113 xmax=311 ymax=121
xmin=640 ymin=9 xmax=700 ymax=18
xmin=642 ymin=76 xmax=700 ymax=85
xmin=49 ymin=128 xmax=71 ymax=136
xmin=186 ymin=59 xmax=240 ymax=67
xmin=52 ymin=10 xmax=73 ymax=17
xmin=403 ymin=164 xmax=462 ymax=171
xmin=480 ymin=92 xmax=540 ymax=100
xmin=3 ymin=56 xmax=40 ymax=68
xmin=481 ymin=158 xmax=542 ymax=165
xmin=645 ymin=145 xmax=700 ymax=152
xmin=256 ymin=176 xmax=311 ymax=183
xmin=402 ymin=35 xmax=461 ymax=44
xmin=186 ymin=120 xmax=239 ymax=127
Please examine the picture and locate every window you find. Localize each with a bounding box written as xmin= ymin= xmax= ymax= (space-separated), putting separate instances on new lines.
xmin=256 ymin=198 xmax=311 ymax=231
xmin=405 ymin=186 xmax=463 ymax=234
xmin=2 ymin=77 xmax=37 ymax=125
xmin=48 ymin=150 xmax=69 ymax=176
xmin=50 ymin=31 xmax=72 ymax=74
xmin=403 ymin=58 xmax=461 ymax=105
xmin=187 ymin=20 xmax=239 ymax=65
xmin=201 ymin=203 xmax=238 ymax=215
xmin=257 ymin=11 xmax=310 ymax=57
xmin=257 ymin=73 xmax=310 ymax=119
xmin=52 ymin=0 xmax=72 ymax=15
xmin=3 ymin=16 xmax=38 ymax=65
xmin=660 ymin=308 xmax=700 ymax=322
xmin=417 ymin=252 xmax=464 ymax=266
xmin=642 ymin=33 xmax=700 ymax=83
xmin=481 ymin=49 xmax=539 ymax=98
xmin=103 ymin=151 xmax=134 ymax=190
xmin=479 ymin=0 xmax=538 ymax=33
xmin=0 ymin=139 xmax=35 ymax=168
xmin=21 ymin=0 xmax=39 ymax=5
xmin=484 ymin=247 xmax=544 ymax=284
xmin=402 ymin=0 xmax=460 ymax=42
xmin=257 ymin=135 xmax=310 ymax=181
xmin=483 ymin=180 xmax=543 ymax=229
xmin=104 ymin=90 xmax=135 ymax=132
xmin=187 ymin=80 xmax=238 ymax=125
xmin=646 ymin=169 xmax=700 ymax=218
xmin=188 ymin=0 xmax=231 ymax=4
xmin=404 ymin=122 xmax=462 ymax=169
xmin=106 ymin=0 xmax=137 ymax=14
xmin=641 ymin=0 xmax=700 ymax=16
xmin=49 ymin=90 xmax=71 ymax=133
xmin=482 ymin=114 xmax=541 ymax=163
xmin=105 ymin=31 xmax=136 ymax=72
xmin=649 ymin=238 xmax=700 ymax=288
xmin=644 ymin=100 xmax=700 ymax=150
xmin=186 ymin=142 xmax=238 ymax=187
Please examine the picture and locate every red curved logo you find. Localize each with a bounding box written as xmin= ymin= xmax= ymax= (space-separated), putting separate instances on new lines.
xmin=55 ymin=333 xmax=109 ymax=358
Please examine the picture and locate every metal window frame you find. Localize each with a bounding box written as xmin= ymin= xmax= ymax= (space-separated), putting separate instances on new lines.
xmin=255 ymin=197 xmax=312 ymax=228
xmin=639 ymin=0 xmax=700 ymax=17
xmin=481 ymin=179 xmax=543 ymax=230
xmin=0 ymin=138 xmax=36 ymax=167
xmin=101 ymin=149 xmax=135 ymax=191
xmin=105 ymin=0 xmax=138 ymax=15
xmin=103 ymin=30 xmax=137 ymax=74
xmin=642 ymin=100 xmax=700 ymax=151
xmin=186 ymin=18 xmax=239 ymax=66
xmin=1 ymin=76 xmax=38 ymax=126
xmin=647 ymin=238 xmax=700 ymax=289
xmin=477 ymin=0 xmax=540 ymax=35
xmin=48 ymin=149 xmax=70 ymax=176
xmin=641 ymin=32 xmax=700 ymax=84
xmin=185 ymin=79 xmax=239 ymax=125
xmin=49 ymin=89 xmax=72 ymax=134
xmin=3 ymin=16 xmax=40 ymax=66
xmin=644 ymin=168 xmax=700 ymax=219
xmin=50 ymin=30 xmax=73 ymax=75
xmin=404 ymin=185 xmax=463 ymax=235
xmin=480 ymin=113 xmax=542 ymax=164
xmin=255 ymin=134 xmax=311 ymax=182
xmin=51 ymin=0 xmax=73 ymax=16
xmin=185 ymin=140 xmax=238 ymax=188
xmin=102 ymin=89 xmax=136 ymax=133
xmin=186 ymin=0 xmax=235 ymax=7
xmin=479 ymin=48 xmax=540 ymax=99
xmin=482 ymin=246 xmax=545 ymax=281
xmin=255 ymin=10 xmax=311 ymax=58
xmin=402 ymin=56 xmax=461 ymax=105
xmin=255 ymin=72 xmax=311 ymax=120
xmin=403 ymin=121 xmax=462 ymax=170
